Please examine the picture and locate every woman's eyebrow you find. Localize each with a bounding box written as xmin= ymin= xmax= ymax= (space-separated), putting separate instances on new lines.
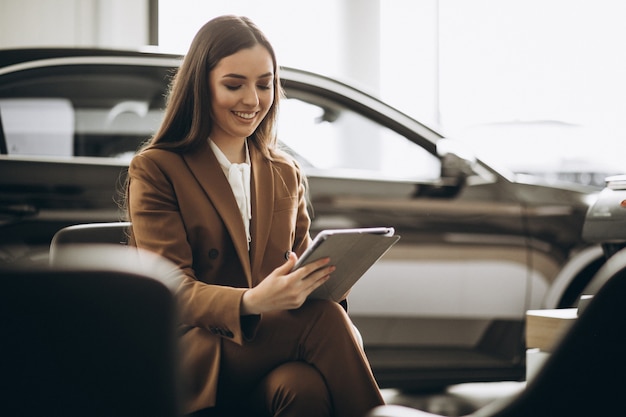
xmin=222 ymin=72 xmax=274 ymax=80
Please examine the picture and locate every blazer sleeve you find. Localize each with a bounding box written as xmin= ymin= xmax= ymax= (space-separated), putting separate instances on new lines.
xmin=128 ymin=152 xmax=254 ymax=345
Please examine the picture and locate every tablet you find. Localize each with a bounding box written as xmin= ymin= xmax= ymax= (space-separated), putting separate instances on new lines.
xmin=293 ymin=227 xmax=400 ymax=301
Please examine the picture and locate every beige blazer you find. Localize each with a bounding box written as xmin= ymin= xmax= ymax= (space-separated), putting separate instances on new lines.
xmin=127 ymin=140 xmax=311 ymax=412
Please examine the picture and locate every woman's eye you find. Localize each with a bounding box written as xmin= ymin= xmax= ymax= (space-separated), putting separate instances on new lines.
xmin=225 ymin=85 xmax=241 ymax=91
xmin=257 ymin=84 xmax=272 ymax=90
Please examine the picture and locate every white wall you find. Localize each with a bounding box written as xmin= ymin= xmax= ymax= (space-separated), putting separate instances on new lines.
xmin=380 ymin=0 xmax=439 ymax=127
xmin=156 ymin=0 xmax=441 ymax=129
xmin=0 ymin=0 xmax=149 ymax=49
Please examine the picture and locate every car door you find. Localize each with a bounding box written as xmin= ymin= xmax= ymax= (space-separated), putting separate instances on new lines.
xmin=279 ymin=80 xmax=530 ymax=388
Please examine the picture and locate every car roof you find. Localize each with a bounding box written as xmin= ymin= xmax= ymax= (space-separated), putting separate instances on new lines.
xmin=0 ymin=47 xmax=182 ymax=68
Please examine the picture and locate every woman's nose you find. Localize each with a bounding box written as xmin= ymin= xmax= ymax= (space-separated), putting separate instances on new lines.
xmin=242 ymin=86 xmax=259 ymax=106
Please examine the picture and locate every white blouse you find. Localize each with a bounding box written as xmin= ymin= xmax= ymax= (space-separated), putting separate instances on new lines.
xmin=209 ymin=139 xmax=252 ymax=249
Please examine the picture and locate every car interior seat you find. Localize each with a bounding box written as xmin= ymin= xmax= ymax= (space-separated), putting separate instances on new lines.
xmin=366 ymin=247 xmax=626 ymax=417
xmin=0 ymin=245 xmax=183 ymax=417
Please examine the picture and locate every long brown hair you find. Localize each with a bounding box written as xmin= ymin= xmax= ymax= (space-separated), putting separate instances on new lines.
xmin=145 ymin=15 xmax=282 ymax=159
xmin=120 ymin=15 xmax=284 ymax=219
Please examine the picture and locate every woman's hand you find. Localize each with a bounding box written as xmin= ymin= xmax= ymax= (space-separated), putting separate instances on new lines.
xmin=241 ymin=252 xmax=334 ymax=315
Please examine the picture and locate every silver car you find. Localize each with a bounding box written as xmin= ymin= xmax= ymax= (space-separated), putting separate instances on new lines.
xmin=0 ymin=48 xmax=605 ymax=390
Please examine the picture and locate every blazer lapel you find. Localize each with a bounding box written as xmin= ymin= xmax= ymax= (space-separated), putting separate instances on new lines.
xmin=249 ymin=145 xmax=273 ymax=284
xmin=183 ymin=141 xmax=252 ymax=284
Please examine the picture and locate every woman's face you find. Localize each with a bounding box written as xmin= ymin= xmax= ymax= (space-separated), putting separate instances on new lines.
xmin=209 ymin=44 xmax=275 ymax=143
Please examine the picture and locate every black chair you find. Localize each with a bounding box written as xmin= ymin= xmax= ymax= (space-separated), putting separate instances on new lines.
xmin=49 ymin=221 xmax=130 ymax=265
xmin=0 ymin=245 xmax=183 ymax=417
xmin=367 ymin=248 xmax=626 ymax=417
xmin=49 ymin=221 xmax=131 ymax=262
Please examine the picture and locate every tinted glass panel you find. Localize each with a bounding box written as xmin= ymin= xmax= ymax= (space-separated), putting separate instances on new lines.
xmin=0 ymin=65 xmax=171 ymax=158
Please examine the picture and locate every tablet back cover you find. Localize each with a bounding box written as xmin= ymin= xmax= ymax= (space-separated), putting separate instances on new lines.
xmin=303 ymin=232 xmax=400 ymax=301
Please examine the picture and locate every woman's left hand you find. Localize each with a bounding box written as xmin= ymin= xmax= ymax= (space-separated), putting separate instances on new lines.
xmin=241 ymin=252 xmax=335 ymax=314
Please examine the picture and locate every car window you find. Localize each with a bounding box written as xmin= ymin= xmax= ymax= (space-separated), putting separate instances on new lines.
xmin=278 ymin=97 xmax=440 ymax=181
xmin=0 ymin=63 xmax=440 ymax=183
xmin=0 ymin=64 xmax=169 ymax=159
xmin=0 ymin=98 xmax=74 ymax=156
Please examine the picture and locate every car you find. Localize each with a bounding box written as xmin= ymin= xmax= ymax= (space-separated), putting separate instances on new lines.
xmin=0 ymin=48 xmax=606 ymax=391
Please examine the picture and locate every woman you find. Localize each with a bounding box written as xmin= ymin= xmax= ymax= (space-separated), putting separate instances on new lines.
xmin=126 ymin=15 xmax=385 ymax=417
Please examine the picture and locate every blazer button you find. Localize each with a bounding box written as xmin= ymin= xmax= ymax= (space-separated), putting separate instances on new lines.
xmin=208 ymin=249 xmax=219 ymax=259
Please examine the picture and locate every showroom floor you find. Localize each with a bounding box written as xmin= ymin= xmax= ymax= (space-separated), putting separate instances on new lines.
xmin=382 ymin=381 xmax=526 ymax=416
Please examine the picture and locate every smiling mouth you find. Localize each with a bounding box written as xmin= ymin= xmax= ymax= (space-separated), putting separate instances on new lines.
xmin=233 ymin=111 xmax=257 ymax=120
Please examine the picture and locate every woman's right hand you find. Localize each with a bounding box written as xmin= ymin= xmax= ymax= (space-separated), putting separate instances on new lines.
xmin=241 ymin=252 xmax=335 ymax=315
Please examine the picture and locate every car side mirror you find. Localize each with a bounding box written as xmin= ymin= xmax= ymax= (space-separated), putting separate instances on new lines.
xmin=436 ymin=138 xmax=476 ymax=185
xmin=414 ymin=139 xmax=477 ymax=199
